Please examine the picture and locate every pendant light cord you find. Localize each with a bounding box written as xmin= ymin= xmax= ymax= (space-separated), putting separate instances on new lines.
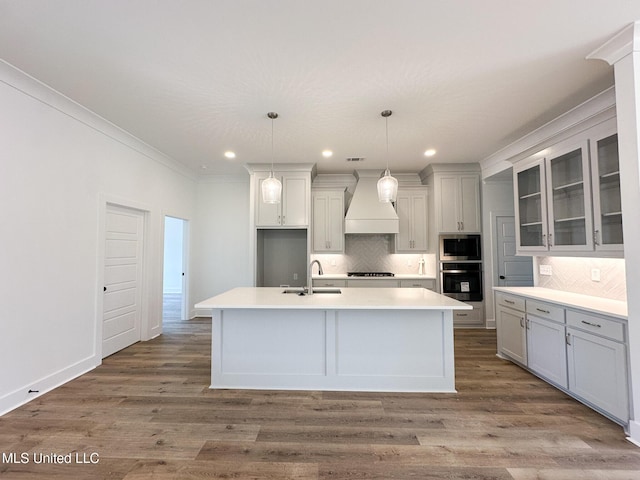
xmin=267 ymin=111 xmax=278 ymax=176
xmin=385 ymin=115 xmax=389 ymax=172
xmin=381 ymin=109 xmax=392 ymax=173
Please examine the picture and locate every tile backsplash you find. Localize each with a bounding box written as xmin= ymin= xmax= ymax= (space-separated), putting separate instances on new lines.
xmin=311 ymin=234 xmax=437 ymax=277
xmin=535 ymin=256 xmax=627 ymax=301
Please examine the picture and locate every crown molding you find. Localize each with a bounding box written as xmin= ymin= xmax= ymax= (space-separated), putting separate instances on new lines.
xmin=0 ymin=59 xmax=197 ymax=182
xmin=587 ymin=21 xmax=640 ymax=66
xmin=479 ymin=88 xmax=616 ymax=178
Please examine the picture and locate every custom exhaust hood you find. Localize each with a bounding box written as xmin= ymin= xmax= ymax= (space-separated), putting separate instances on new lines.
xmin=344 ymin=170 xmax=399 ymax=234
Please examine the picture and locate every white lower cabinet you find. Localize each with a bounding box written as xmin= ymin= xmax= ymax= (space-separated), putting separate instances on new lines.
xmin=312 ymin=278 xmax=436 ymax=290
xmin=495 ymin=290 xmax=629 ymax=426
xmin=496 ymin=293 xmax=527 ymax=365
xmin=313 ymin=279 xmax=347 ymax=288
xmin=526 ymin=314 xmax=568 ymax=388
xmin=399 ymin=279 xmax=436 ymax=290
xmin=566 ymin=324 xmax=629 ymax=422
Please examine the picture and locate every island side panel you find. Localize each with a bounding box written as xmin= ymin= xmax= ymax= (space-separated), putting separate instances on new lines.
xmin=212 ymin=308 xmax=327 ymax=390
xmin=331 ymin=309 xmax=456 ymax=392
xmin=210 ymin=307 xmax=455 ymax=392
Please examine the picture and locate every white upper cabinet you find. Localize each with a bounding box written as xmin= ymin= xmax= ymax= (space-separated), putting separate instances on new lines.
xmin=395 ymin=187 xmax=428 ymax=252
xmin=437 ymin=174 xmax=481 ymax=233
xmin=513 ymin=122 xmax=621 ymax=256
xmin=255 ymin=172 xmax=310 ymax=227
xmin=590 ymin=119 xmax=623 ymax=253
xmin=312 ymin=189 xmax=345 ymax=253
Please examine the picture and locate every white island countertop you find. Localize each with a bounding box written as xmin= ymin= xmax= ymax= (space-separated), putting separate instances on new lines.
xmin=196 ymin=287 xmax=471 ymax=311
xmin=494 ymin=286 xmax=627 ymax=319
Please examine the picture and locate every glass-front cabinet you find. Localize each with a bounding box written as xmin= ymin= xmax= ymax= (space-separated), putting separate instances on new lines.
xmin=515 ymin=138 xmax=593 ymax=254
xmin=516 ymin=161 xmax=547 ymax=251
xmin=546 ymin=140 xmax=593 ymax=252
xmin=591 ymin=120 xmax=623 ymax=252
xmin=514 ymin=119 xmax=623 ymax=256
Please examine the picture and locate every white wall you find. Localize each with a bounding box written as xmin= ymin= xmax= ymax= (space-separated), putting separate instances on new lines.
xmin=0 ymin=62 xmax=197 ymax=414
xmin=192 ymin=175 xmax=252 ymax=315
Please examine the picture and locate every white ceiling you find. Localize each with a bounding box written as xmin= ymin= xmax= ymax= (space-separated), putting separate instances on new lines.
xmin=2 ymin=1 xmax=639 ymax=176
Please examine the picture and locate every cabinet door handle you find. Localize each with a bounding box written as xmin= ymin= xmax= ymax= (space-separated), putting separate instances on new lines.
xmin=548 ymin=233 xmax=553 ymax=246
xmin=282 ymin=215 xmax=286 ymax=224
xmin=520 ymin=317 xmax=525 ymax=328
xmin=536 ymin=307 xmax=551 ymax=314
xmin=581 ymin=320 xmax=602 ymax=328
xmin=504 ymin=299 xmax=515 ymax=305
xmin=594 ymin=229 xmax=600 ymax=246
xmin=460 ymin=221 xmax=464 ymax=231
xmin=566 ymin=332 xmax=571 ymax=345
xmin=542 ymin=234 xmax=547 ymax=247
xmin=526 ymin=319 xmax=530 ymax=330
xmin=458 ymin=313 xmax=468 ymax=317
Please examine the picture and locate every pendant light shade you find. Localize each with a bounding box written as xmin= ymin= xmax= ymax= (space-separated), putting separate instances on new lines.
xmin=377 ymin=110 xmax=398 ymax=203
xmin=262 ymin=112 xmax=282 ymax=204
xmin=377 ymin=168 xmax=398 ymax=203
xmin=262 ymin=171 xmax=282 ymax=204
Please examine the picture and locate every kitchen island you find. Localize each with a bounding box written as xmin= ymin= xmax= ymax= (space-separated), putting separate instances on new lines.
xmin=195 ymin=287 xmax=471 ymax=392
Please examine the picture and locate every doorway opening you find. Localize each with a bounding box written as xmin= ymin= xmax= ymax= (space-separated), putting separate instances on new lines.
xmin=494 ymin=214 xmax=534 ymax=287
xmin=163 ymin=216 xmax=188 ymax=321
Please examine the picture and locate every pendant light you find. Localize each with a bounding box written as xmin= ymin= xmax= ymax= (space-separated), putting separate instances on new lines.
xmin=261 ymin=112 xmax=282 ymax=204
xmin=377 ymin=109 xmax=398 ymax=203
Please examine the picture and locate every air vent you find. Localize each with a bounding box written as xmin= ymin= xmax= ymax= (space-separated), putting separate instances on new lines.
xmin=346 ymin=157 xmax=365 ymax=162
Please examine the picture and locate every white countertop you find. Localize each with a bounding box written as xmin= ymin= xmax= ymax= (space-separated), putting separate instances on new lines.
xmin=313 ymin=274 xmax=437 ymax=280
xmin=196 ymin=287 xmax=471 ymax=310
xmin=493 ymin=286 xmax=627 ymax=320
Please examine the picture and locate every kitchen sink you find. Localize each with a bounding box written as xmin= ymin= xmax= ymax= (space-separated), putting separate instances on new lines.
xmin=282 ymin=288 xmax=342 ymax=295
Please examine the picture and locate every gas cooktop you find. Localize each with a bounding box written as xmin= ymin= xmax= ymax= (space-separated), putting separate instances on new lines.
xmin=347 ymin=272 xmax=395 ymax=277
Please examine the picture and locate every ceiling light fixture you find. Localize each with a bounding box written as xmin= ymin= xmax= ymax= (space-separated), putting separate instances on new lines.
xmin=261 ymin=112 xmax=282 ymax=204
xmin=322 ymin=150 xmax=333 ymax=158
xmin=377 ymin=110 xmax=398 ymax=203
xmin=224 ymin=151 xmax=236 ymax=159
xmin=424 ymin=149 xmax=436 ymax=157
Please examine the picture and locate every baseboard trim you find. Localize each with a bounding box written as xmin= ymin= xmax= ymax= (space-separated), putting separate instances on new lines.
xmin=0 ymin=355 xmax=99 ymax=416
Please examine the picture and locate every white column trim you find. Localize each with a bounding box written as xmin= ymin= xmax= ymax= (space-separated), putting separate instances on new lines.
xmin=589 ymin=21 xmax=640 ymax=447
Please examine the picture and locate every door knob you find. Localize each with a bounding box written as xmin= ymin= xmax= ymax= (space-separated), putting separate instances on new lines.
xmin=103 ymin=286 xmax=107 ymax=292
xmin=499 ymin=275 xmax=505 ymax=280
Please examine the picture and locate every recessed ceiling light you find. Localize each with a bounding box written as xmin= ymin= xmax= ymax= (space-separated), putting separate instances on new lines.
xmin=200 ymin=164 xmax=208 ymax=170
xmin=322 ymin=150 xmax=333 ymax=158
xmin=424 ymin=149 xmax=437 ymax=157
xmin=224 ymin=151 xmax=236 ymax=159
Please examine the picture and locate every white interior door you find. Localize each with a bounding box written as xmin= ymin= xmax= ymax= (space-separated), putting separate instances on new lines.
xmin=102 ymin=204 xmax=144 ymax=358
xmin=496 ymin=215 xmax=533 ymax=286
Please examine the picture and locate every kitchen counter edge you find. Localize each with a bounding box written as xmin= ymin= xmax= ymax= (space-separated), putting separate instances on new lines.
xmin=493 ymin=286 xmax=627 ymax=320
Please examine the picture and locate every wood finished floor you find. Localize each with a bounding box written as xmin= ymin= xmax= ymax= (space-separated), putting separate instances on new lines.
xmin=1 ymin=318 xmax=640 ymax=479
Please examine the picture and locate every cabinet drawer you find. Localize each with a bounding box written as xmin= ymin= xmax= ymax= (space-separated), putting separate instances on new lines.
xmin=496 ymin=292 xmax=525 ymax=312
xmin=313 ymin=279 xmax=347 ymax=288
xmin=566 ymin=310 xmax=624 ymax=342
xmin=453 ymin=303 xmax=483 ymax=327
xmin=526 ymin=299 xmax=564 ymax=323
xmin=400 ymin=279 xmax=436 ymax=290
xmin=347 ymin=279 xmax=399 ymax=288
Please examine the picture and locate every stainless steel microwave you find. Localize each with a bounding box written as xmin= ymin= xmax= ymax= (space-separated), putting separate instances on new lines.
xmin=439 ymin=234 xmax=481 ymax=261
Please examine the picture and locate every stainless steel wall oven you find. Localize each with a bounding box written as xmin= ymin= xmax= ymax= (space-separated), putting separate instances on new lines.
xmin=440 ymin=262 xmax=483 ymax=301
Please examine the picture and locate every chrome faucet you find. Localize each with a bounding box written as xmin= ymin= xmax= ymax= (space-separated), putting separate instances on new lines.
xmin=307 ymin=260 xmax=324 ymax=295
